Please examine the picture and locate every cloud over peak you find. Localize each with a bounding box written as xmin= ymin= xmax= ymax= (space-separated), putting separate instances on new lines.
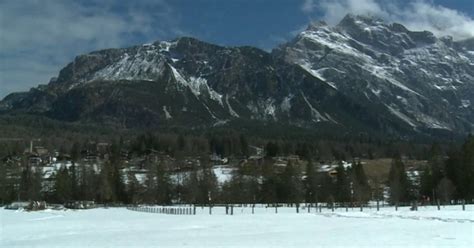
xmin=303 ymin=0 xmax=474 ymax=41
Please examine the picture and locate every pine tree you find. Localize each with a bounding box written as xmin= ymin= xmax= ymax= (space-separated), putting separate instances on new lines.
xmin=197 ymin=157 xmax=218 ymax=204
xmin=428 ymin=143 xmax=444 ymax=192
xmin=126 ymin=170 xmax=140 ymax=204
xmin=155 ymin=160 xmax=172 ymax=204
xmin=70 ymin=163 xmax=78 ymax=200
xmin=182 ymin=164 xmax=199 ymax=204
xmin=260 ymin=158 xmax=277 ymax=204
xmin=239 ymin=134 xmax=249 ymax=157
xmin=143 ymin=162 xmax=157 ymax=204
xmin=419 ymin=166 xmax=434 ymax=201
xmin=304 ymin=159 xmax=318 ymax=204
xmin=352 ymin=160 xmax=371 ymax=203
xmin=97 ymin=164 xmax=114 ymax=203
xmin=388 ymin=157 xmax=413 ymax=204
xmin=335 ymin=162 xmax=350 ymax=203
xmin=461 ymin=135 xmax=474 ymax=201
xmin=279 ymin=160 xmax=303 ymax=204
xmin=54 ymin=167 xmax=72 ymax=203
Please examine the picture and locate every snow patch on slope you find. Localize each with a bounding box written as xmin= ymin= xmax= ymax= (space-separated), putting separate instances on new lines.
xmin=460 ymin=100 xmax=471 ymax=108
xmin=299 ymin=64 xmax=338 ymax=90
xmin=169 ymin=65 xmax=223 ymax=106
xmin=280 ymin=95 xmax=293 ymax=113
xmin=226 ymin=95 xmax=239 ymax=118
xmin=264 ymin=99 xmax=276 ymax=120
xmin=163 ymin=106 xmax=172 ymax=119
xmin=363 ymin=65 xmax=421 ymax=96
xmin=91 ymin=48 xmax=167 ymax=82
xmin=301 ymin=91 xmax=328 ymax=122
xmin=386 ymin=104 xmax=417 ymax=128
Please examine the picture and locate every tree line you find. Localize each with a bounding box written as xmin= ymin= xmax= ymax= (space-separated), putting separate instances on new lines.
xmin=0 ymin=134 xmax=473 ymax=206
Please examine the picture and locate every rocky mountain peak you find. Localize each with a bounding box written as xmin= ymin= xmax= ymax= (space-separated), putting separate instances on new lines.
xmin=1 ymin=14 xmax=472 ymax=137
xmin=306 ymin=21 xmax=329 ymax=31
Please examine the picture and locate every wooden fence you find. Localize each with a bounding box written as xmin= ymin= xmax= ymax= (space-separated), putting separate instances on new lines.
xmin=126 ymin=201 xmax=469 ymax=216
xmin=127 ymin=206 xmax=196 ymax=215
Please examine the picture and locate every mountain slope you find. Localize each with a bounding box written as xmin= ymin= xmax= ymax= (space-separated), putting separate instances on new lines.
xmin=1 ymin=15 xmax=473 ymax=137
xmin=273 ymin=14 xmax=474 ymax=134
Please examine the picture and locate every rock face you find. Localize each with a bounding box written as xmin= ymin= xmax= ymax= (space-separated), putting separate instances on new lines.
xmin=273 ymin=14 xmax=474 ymax=134
xmin=1 ymin=14 xmax=473 ymax=137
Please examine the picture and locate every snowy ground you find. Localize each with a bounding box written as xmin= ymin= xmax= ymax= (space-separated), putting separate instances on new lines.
xmin=1 ymin=205 xmax=473 ymax=247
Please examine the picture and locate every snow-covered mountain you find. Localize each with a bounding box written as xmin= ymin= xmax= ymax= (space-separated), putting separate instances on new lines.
xmin=273 ymin=14 xmax=474 ymax=134
xmin=1 ymin=14 xmax=472 ymax=137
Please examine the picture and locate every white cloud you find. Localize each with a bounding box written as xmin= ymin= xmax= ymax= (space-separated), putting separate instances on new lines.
xmin=301 ymin=0 xmax=316 ymax=14
xmin=303 ymin=0 xmax=474 ymax=40
xmin=0 ymin=0 xmax=184 ymax=99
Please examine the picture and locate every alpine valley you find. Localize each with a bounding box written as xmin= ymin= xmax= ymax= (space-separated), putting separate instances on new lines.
xmin=1 ymin=14 xmax=473 ymax=139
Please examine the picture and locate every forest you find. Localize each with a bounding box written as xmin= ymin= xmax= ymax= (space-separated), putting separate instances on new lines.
xmin=0 ymin=126 xmax=473 ymax=207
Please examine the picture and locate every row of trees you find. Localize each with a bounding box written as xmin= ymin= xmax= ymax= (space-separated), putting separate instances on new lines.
xmin=0 ymin=156 xmax=370 ymax=206
xmin=1 ymin=134 xmax=473 ymax=206
xmin=388 ymin=135 xmax=474 ymax=205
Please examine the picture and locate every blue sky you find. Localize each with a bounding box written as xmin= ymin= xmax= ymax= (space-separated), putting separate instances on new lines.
xmin=1 ymin=0 xmax=473 ymax=98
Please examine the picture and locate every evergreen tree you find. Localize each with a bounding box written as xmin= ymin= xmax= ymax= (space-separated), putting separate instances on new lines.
xmin=265 ymin=142 xmax=280 ymax=158
xmin=239 ymin=134 xmax=249 ymax=157
xmin=427 ymin=143 xmax=444 ymax=191
xmin=351 ymin=160 xmax=371 ymax=203
xmin=388 ymin=157 xmax=413 ymax=204
xmin=155 ymin=160 xmax=172 ymax=204
xmin=97 ymin=164 xmax=114 ymax=203
xmin=278 ymin=160 xmax=303 ymax=204
xmin=18 ymin=159 xmax=43 ymax=201
xmin=78 ymin=163 xmax=97 ymax=201
xmin=304 ymin=159 xmax=318 ymax=204
xmin=419 ymin=166 xmax=434 ymax=201
xmin=197 ymin=157 xmax=218 ymax=204
xmin=143 ymin=163 xmax=157 ymax=204
xmin=460 ymin=135 xmax=474 ymax=201
xmin=126 ymin=170 xmax=140 ymax=204
xmin=70 ymin=163 xmax=78 ymax=200
xmin=182 ymin=165 xmax=200 ymax=204
xmin=260 ymin=158 xmax=277 ymax=203
xmin=335 ymin=162 xmax=350 ymax=203
xmin=54 ymin=167 xmax=72 ymax=203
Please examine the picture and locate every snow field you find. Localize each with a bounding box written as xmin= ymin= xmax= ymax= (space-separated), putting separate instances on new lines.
xmin=1 ymin=205 xmax=472 ymax=248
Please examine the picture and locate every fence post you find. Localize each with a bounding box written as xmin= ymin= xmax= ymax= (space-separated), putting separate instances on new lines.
xmin=346 ymin=206 xmax=348 ymax=212
xmin=252 ymin=204 xmax=255 ymax=214
xmin=275 ymin=205 xmax=278 ymax=214
xmin=296 ymin=203 xmax=299 ymax=213
xmin=377 ymin=200 xmax=379 ymax=211
xmin=360 ymin=204 xmax=363 ymax=212
xmin=462 ymin=200 xmax=465 ymax=211
xmin=231 ymin=205 xmax=234 ymax=215
xmin=308 ymin=204 xmax=311 ymax=213
xmin=319 ymin=204 xmax=322 ymax=213
xmin=331 ymin=203 xmax=334 ymax=212
xmin=209 ymin=205 xmax=212 ymax=215
xmin=437 ymin=200 xmax=440 ymax=210
xmin=395 ymin=203 xmax=398 ymax=211
xmin=193 ymin=205 xmax=196 ymax=215
xmin=226 ymin=205 xmax=229 ymax=215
